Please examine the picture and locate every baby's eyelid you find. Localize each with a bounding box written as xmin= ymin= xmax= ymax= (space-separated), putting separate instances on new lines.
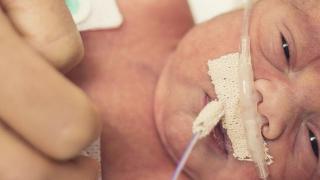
xmin=281 ymin=33 xmax=290 ymax=63
xmin=280 ymin=25 xmax=297 ymax=69
xmin=308 ymin=129 xmax=319 ymax=158
xmin=306 ymin=123 xmax=320 ymax=159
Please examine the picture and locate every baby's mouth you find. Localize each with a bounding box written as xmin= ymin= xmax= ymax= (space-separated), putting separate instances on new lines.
xmin=203 ymin=95 xmax=232 ymax=157
xmin=210 ymin=122 xmax=233 ymax=157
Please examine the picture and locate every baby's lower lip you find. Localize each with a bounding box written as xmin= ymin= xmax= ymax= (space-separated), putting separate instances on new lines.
xmin=210 ymin=122 xmax=230 ymax=157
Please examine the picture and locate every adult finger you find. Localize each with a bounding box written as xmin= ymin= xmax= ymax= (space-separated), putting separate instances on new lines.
xmin=0 ymin=9 xmax=101 ymax=160
xmin=0 ymin=0 xmax=83 ymax=72
xmin=0 ymin=122 xmax=99 ymax=180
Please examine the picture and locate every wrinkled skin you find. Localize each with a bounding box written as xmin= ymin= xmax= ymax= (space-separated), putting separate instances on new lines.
xmin=69 ymin=0 xmax=320 ymax=179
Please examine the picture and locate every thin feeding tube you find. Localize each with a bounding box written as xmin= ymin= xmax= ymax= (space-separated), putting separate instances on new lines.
xmin=172 ymin=101 xmax=224 ymax=180
xmin=239 ymin=0 xmax=269 ymax=179
xmin=172 ymin=134 xmax=199 ymax=180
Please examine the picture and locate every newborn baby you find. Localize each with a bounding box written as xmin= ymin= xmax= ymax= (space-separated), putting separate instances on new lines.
xmin=69 ymin=0 xmax=320 ymax=179
xmin=155 ymin=0 xmax=320 ymax=179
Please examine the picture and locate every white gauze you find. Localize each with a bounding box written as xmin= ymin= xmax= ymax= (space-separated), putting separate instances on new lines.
xmin=82 ymin=139 xmax=102 ymax=180
xmin=192 ymin=100 xmax=224 ymax=138
xmin=208 ymin=53 xmax=273 ymax=163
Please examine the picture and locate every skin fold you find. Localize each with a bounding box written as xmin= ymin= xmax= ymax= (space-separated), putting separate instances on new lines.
xmin=69 ymin=0 xmax=320 ymax=179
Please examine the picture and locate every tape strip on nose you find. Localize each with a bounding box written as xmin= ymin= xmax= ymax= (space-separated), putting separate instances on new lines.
xmin=66 ymin=0 xmax=91 ymax=24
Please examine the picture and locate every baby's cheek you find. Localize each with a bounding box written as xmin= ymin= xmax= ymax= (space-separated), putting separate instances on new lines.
xmin=294 ymin=69 xmax=320 ymax=111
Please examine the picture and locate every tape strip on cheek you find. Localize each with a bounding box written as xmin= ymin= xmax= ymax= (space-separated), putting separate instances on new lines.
xmin=208 ymin=53 xmax=273 ymax=164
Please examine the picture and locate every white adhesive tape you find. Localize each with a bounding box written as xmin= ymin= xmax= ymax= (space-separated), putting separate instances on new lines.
xmin=66 ymin=0 xmax=91 ymax=24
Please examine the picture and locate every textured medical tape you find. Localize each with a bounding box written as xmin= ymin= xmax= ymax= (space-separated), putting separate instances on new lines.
xmin=208 ymin=53 xmax=273 ymax=164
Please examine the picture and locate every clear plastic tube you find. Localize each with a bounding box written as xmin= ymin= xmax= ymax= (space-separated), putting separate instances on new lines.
xmin=172 ymin=101 xmax=224 ymax=180
xmin=239 ymin=0 xmax=269 ymax=179
xmin=172 ymin=134 xmax=199 ymax=180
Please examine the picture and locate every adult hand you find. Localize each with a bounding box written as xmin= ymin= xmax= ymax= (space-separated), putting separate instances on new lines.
xmin=0 ymin=0 xmax=101 ymax=179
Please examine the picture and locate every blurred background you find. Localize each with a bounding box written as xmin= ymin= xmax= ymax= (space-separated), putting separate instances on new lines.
xmin=188 ymin=0 xmax=244 ymax=23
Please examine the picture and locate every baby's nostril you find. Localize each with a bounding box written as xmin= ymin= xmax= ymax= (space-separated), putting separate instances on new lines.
xmin=259 ymin=115 xmax=268 ymax=125
xmin=261 ymin=115 xmax=285 ymax=141
xmin=255 ymin=90 xmax=263 ymax=104
xmin=261 ymin=123 xmax=270 ymax=140
xmin=259 ymin=115 xmax=270 ymax=139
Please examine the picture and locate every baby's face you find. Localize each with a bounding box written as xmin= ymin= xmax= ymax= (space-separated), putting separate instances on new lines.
xmin=155 ymin=0 xmax=320 ymax=179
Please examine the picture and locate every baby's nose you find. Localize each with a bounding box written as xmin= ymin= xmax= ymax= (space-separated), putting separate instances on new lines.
xmin=254 ymin=79 xmax=296 ymax=140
